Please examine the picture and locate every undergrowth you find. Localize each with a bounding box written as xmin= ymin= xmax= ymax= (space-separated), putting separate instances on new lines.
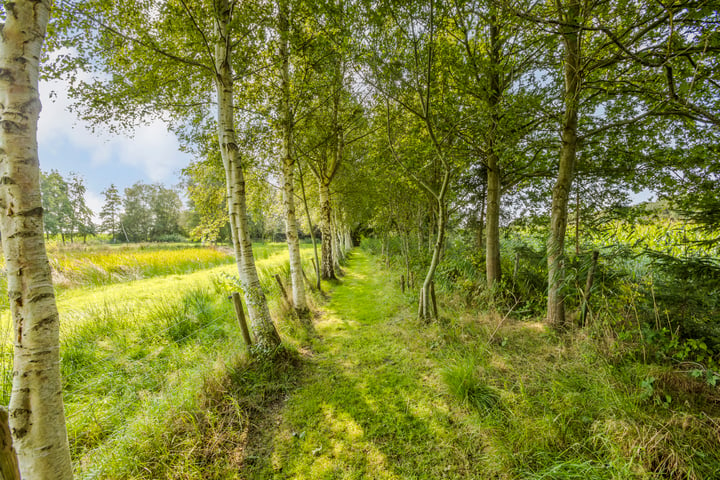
xmin=358 ymin=239 xmax=720 ymax=478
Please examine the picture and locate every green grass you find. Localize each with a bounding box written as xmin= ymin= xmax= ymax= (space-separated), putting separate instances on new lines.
xmin=2 ymin=242 xmax=718 ymax=478
xmin=242 ymin=250 xmax=720 ymax=479
xmin=0 ymin=242 xmax=317 ymax=479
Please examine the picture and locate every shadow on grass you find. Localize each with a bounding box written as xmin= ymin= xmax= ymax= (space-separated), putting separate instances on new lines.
xmin=241 ymin=251 xmax=486 ymax=479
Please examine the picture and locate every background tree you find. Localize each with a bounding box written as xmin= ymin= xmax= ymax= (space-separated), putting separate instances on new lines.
xmin=68 ymin=172 xmax=94 ymax=243
xmin=149 ymin=184 xmax=183 ymax=240
xmin=40 ymin=170 xmax=72 ymax=241
xmin=121 ymin=182 xmax=153 ymax=242
xmin=100 ymin=184 xmax=122 ymax=242
xmin=183 ymin=151 xmax=229 ymax=244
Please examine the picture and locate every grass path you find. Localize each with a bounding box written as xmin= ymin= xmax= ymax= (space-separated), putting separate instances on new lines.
xmin=246 ymin=250 xmax=486 ymax=479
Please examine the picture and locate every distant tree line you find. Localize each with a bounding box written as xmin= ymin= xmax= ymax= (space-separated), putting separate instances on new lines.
xmin=40 ymin=170 xmax=186 ymax=243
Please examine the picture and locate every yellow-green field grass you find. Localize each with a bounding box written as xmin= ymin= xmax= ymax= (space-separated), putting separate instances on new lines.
xmin=0 ymin=242 xmax=318 ymax=479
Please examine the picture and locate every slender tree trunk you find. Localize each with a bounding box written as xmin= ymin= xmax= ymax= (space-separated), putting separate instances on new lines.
xmin=278 ymin=0 xmax=307 ymax=313
xmin=331 ymin=211 xmax=342 ymax=271
xmin=0 ymin=2 xmax=74 ymax=477
xmin=319 ymin=180 xmax=336 ymax=280
xmin=297 ymin=159 xmax=321 ymax=291
xmin=344 ymin=229 xmax=353 ymax=251
xmin=401 ymin=231 xmax=411 ymax=285
xmin=420 ymin=201 xmax=446 ymax=320
xmin=575 ymin=185 xmax=581 ymax=255
xmin=215 ymin=0 xmax=280 ymax=348
xmin=476 ymin=180 xmax=486 ymax=250
xmin=547 ymin=0 xmax=582 ymax=328
xmin=485 ymin=16 xmax=503 ymax=288
xmin=485 ymin=152 xmax=501 ymax=287
xmin=413 ymin=207 xmax=423 ymax=253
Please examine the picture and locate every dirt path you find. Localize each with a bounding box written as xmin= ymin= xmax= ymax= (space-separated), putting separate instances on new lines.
xmin=244 ymin=250 xmax=486 ymax=479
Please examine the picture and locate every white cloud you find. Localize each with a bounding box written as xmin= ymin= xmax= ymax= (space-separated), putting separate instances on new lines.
xmin=86 ymin=189 xmax=104 ymax=224
xmin=38 ymin=78 xmax=192 ymax=186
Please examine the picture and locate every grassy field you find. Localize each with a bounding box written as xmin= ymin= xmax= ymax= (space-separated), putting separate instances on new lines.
xmin=1 ymin=239 xmax=718 ymax=478
xmin=0 ymin=241 xmax=316 ymax=479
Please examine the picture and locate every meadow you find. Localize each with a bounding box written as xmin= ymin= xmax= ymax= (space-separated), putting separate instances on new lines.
xmin=0 ymin=219 xmax=718 ymax=478
xmin=0 ymin=242 xmax=316 ymax=478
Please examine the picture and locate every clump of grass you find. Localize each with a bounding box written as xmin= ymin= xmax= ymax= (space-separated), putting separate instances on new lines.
xmin=441 ymin=354 xmax=501 ymax=413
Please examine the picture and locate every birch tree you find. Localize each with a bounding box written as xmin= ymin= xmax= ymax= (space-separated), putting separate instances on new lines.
xmin=53 ymin=0 xmax=281 ymax=347
xmin=277 ymin=0 xmax=307 ymax=311
xmin=0 ymin=0 xmax=73 ymax=477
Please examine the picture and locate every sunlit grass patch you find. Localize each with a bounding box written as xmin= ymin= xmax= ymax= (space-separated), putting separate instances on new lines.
xmin=0 ymin=241 xmax=315 ymax=478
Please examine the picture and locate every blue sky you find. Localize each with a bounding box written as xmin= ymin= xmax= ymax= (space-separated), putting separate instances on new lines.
xmin=37 ymin=78 xmax=194 ymax=217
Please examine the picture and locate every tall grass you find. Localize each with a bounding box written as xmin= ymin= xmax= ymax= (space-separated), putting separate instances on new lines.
xmin=436 ymin=310 xmax=720 ymax=479
xmin=0 ymin=241 xmax=313 ymax=478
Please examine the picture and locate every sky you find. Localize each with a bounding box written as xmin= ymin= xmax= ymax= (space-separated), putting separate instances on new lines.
xmin=37 ymin=78 xmax=195 ymax=218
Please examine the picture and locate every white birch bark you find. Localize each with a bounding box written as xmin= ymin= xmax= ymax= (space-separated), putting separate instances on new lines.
xmin=0 ymin=2 xmax=73 ymax=478
xmin=343 ymin=229 xmax=353 ymax=251
xmin=278 ymin=0 xmax=307 ymax=312
xmin=214 ymin=0 xmax=280 ymax=348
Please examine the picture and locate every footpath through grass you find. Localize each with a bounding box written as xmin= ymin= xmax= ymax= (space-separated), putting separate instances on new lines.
xmin=246 ymin=249 xmax=720 ymax=480
xmin=246 ymin=250 xmax=485 ymax=479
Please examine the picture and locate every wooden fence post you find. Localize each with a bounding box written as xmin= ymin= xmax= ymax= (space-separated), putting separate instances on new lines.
xmin=231 ymin=292 xmax=253 ymax=347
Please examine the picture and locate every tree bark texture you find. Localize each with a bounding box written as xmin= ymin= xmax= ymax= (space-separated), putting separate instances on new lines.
xmin=319 ymin=180 xmax=336 ymax=280
xmin=547 ymin=0 xmax=582 ymax=328
xmin=215 ymin=0 xmax=280 ymax=348
xmin=278 ymin=0 xmax=307 ymax=313
xmin=297 ymin=160 xmax=322 ymax=291
xmin=331 ymin=212 xmax=342 ymax=271
xmin=485 ymin=152 xmax=501 ymax=288
xmin=0 ymin=2 xmax=74 ymax=478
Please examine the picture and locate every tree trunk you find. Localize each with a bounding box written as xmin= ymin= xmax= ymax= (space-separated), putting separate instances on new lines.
xmin=215 ymin=0 xmax=280 ymax=348
xmin=485 ymin=16 xmax=502 ymax=288
xmin=485 ymin=152 xmax=501 ymax=287
xmin=0 ymin=2 xmax=74 ymax=477
xmin=319 ymin=180 xmax=336 ymax=280
xmin=419 ymin=201 xmax=446 ymax=320
xmin=575 ymin=185 xmax=581 ymax=255
xmin=278 ymin=0 xmax=307 ymax=313
xmin=331 ymin=212 xmax=342 ymax=271
xmin=547 ymin=0 xmax=582 ymax=328
xmin=476 ymin=180 xmax=486 ymax=250
xmin=297 ymin=159 xmax=321 ymax=291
